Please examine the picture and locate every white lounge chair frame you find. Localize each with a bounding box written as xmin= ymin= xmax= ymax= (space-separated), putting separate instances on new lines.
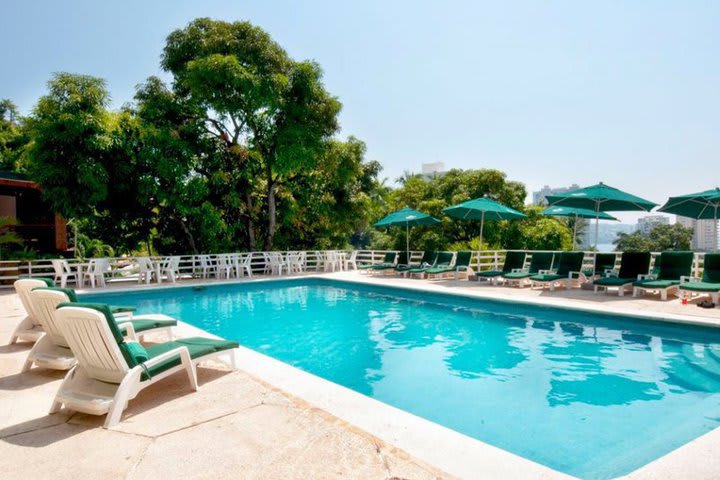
xmin=50 ymin=305 xmax=235 ymax=428
xmin=632 ymin=273 xmax=681 ymax=301
xmin=10 ymin=279 xmax=48 ymax=344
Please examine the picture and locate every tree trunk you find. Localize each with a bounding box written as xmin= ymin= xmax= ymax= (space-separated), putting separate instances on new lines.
xmin=265 ymin=178 xmax=276 ymax=251
xmin=177 ymin=217 xmax=198 ymax=255
xmin=245 ymin=192 xmax=256 ymax=250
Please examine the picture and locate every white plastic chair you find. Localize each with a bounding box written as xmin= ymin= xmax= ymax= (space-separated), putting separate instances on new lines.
xmin=265 ymin=252 xmax=285 ymax=276
xmin=136 ymin=257 xmax=156 ymax=284
xmin=239 ymin=253 xmax=254 ymax=278
xmin=161 ymin=256 xmax=181 ymax=283
xmin=215 ymin=254 xmax=233 ymax=279
xmin=345 ymin=251 xmax=358 ymax=271
xmin=10 ymin=278 xmax=49 ymax=344
xmin=194 ymin=255 xmax=214 ymax=279
xmin=84 ymin=258 xmax=110 ymax=288
xmin=51 ymin=259 xmax=78 ymax=288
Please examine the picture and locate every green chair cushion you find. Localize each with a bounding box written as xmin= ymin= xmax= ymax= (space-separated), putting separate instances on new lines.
xmin=502 ymin=272 xmax=532 ymax=280
xmin=125 ymin=318 xmax=177 ymax=333
xmin=529 ymin=273 xmax=564 ymax=282
xmin=477 ymin=270 xmax=504 ymax=277
xmin=593 ymin=277 xmax=634 ymax=287
xmin=371 ymin=264 xmax=396 ymax=270
xmin=680 ymin=281 xmax=720 ymax=293
xmin=426 ymin=267 xmax=454 ymax=275
xmin=656 ymin=252 xmax=693 ymax=280
xmin=633 ymin=279 xmax=680 ymax=289
xmin=143 ymin=337 xmax=239 ymax=378
xmin=20 ymin=276 xmax=54 ymax=286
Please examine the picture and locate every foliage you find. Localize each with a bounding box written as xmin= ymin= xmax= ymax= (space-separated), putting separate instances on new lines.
xmin=0 ymin=100 xmax=28 ymax=172
xmin=26 ymin=73 xmax=112 ymax=219
xmin=372 ymin=169 xmax=570 ymax=251
xmin=0 ymin=216 xmax=23 ymax=259
xmin=75 ymin=232 xmax=115 ymax=259
xmin=160 ymin=18 xmax=342 ymax=250
xmin=614 ymin=224 xmax=693 ymax=252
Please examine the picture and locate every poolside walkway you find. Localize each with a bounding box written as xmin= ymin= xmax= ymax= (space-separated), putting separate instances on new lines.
xmin=0 ymin=290 xmax=449 ymax=480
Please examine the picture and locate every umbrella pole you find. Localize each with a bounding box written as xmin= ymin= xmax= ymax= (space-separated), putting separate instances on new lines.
xmin=406 ymin=221 xmax=410 ymax=264
xmin=572 ymin=214 xmax=578 ymax=250
xmin=594 ymin=203 xmax=600 ymax=250
xmin=478 ymin=211 xmax=485 ymax=267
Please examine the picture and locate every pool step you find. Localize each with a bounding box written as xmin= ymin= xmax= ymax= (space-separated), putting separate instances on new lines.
xmin=668 ymin=345 xmax=720 ymax=392
xmin=681 ymin=345 xmax=720 ymax=381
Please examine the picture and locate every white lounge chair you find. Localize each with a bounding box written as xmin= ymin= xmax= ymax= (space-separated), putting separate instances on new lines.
xmin=23 ymin=287 xmax=178 ymax=372
xmin=50 ymin=303 xmax=238 ymax=428
xmin=84 ymin=258 xmax=110 ymax=288
xmin=10 ymin=278 xmax=53 ymax=344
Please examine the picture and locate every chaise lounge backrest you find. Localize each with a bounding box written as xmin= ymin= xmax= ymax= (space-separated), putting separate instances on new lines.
xmin=455 ymin=251 xmax=472 ymax=268
xmin=381 ymin=252 xmax=397 ymax=264
xmin=594 ymin=253 xmax=618 ymax=275
xmin=29 ymin=287 xmax=79 ymax=348
xmin=13 ymin=278 xmax=54 ymax=328
xmin=702 ymin=254 xmax=720 ymax=283
xmin=555 ymin=252 xmax=585 ymax=276
xmin=435 ymin=251 xmax=454 ymax=266
xmin=618 ymin=252 xmax=651 ymax=279
xmin=396 ymin=251 xmax=409 ymax=266
xmin=528 ymin=252 xmax=554 ymax=274
xmin=502 ymin=251 xmax=526 ymax=272
xmin=656 ymin=251 xmax=693 ymax=281
xmin=419 ymin=250 xmax=436 ymax=266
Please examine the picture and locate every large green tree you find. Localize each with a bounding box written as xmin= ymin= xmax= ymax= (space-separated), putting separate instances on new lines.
xmin=614 ymin=223 xmax=693 ymax=252
xmin=0 ymin=100 xmax=27 ymax=172
xmin=160 ymin=18 xmax=341 ymax=250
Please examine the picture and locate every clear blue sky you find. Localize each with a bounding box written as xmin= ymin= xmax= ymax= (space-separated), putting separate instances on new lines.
xmin=3 ymin=1 xmax=719 ymax=223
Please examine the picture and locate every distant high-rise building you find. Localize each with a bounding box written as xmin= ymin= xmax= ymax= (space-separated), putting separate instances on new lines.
xmin=637 ymin=215 xmax=669 ymax=236
xmin=532 ymin=184 xmax=580 ymax=205
xmin=676 ymin=216 xmax=719 ymax=251
xmin=420 ymin=162 xmax=446 ymax=180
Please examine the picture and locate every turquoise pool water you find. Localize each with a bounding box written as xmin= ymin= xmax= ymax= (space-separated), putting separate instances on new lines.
xmin=85 ymin=279 xmax=720 ymax=479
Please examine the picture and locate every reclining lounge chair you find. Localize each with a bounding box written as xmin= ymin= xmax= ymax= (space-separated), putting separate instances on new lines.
xmin=593 ymin=252 xmax=651 ymax=296
xmin=426 ymin=251 xmax=473 ymax=280
xmin=22 ymin=287 xmax=177 ymax=372
xmin=679 ymin=253 xmax=720 ymax=305
xmin=10 ymin=277 xmax=54 ymax=344
xmin=50 ymin=303 xmax=238 ymax=428
xmin=633 ymin=251 xmax=694 ymax=301
xmin=502 ymin=252 xmax=555 ymax=287
xmin=529 ymin=252 xmax=586 ymax=290
xmin=476 ymin=251 xmax=526 ymax=284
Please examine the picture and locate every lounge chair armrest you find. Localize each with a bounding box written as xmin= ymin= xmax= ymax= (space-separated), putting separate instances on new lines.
xmin=538 ymin=269 xmax=553 ymax=275
xmin=142 ymin=346 xmax=192 ymax=369
xmin=680 ymin=275 xmax=699 ymax=284
xmin=117 ymin=321 xmax=138 ymax=341
xmin=510 ymin=268 xmax=525 ymax=273
xmin=569 ymin=271 xmax=584 ymax=279
xmin=637 ymin=274 xmax=656 ymax=281
xmin=604 ymin=269 xmax=619 ymax=278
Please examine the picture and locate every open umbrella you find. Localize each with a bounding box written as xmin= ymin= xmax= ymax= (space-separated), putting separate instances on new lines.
xmin=541 ymin=206 xmax=619 ymax=249
xmin=442 ymin=197 xmax=526 ymax=260
xmin=546 ymin=182 xmax=657 ymax=248
xmin=374 ymin=207 xmax=440 ymax=262
xmin=658 ymin=188 xmax=720 ymax=251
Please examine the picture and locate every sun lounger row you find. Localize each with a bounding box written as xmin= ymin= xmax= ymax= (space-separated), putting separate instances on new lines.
xmin=12 ymin=278 xmax=239 ymax=428
xmin=359 ymin=249 xmax=720 ymax=304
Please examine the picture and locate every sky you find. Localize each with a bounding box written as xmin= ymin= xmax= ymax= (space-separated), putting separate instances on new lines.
xmin=3 ymin=1 xmax=719 ymax=224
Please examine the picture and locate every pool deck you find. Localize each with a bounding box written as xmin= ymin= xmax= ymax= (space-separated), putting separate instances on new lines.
xmin=2 ymin=271 xmax=720 ymax=479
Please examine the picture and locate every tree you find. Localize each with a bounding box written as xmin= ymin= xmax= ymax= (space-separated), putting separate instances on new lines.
xmin=0 ymin=216 xmax=23 ymax=259
xmin=0 ymin=99 xmax=28 ymax=171
xmin=160 ymin=18 xmax=341 ymax=250
xmin=503 ymin=206 xmax=573 ymax=251
xmin=26 ymin=73 xmax=112 ymax=219
xmin=614 ymin=223 xmax=693 ymax=251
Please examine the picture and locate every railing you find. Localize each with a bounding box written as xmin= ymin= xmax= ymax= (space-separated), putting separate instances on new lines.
xmin=0 ymin=249 xmax=711 ymax=289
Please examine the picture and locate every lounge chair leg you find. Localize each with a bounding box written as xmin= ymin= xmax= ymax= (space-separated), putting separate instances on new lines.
xmin=21 ymin=358 xmax=33 ymax=373
xmin=180 ymin=349 xmax=198 ymax=391
xmin=105 ymin=368 xmax=142 ymax=428
xmin=661 ymin=290 xmax=667 ymax=301
xmin=618 ymin=287 xmax=624 ymax=297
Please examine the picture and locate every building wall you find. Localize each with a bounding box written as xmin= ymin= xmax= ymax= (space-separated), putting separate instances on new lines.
xmin=637 ymin=215 xmax=669 ymax=236
xmin=532 ymin=184 xmax=580 ymax=205
xmin=676 ymin=216 xmax=719 ymax=251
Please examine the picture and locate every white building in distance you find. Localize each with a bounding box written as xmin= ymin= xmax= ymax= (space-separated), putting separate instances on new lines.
xmin=532 ymin=184 xmax=580 ymax=206
xmin=637 ymin=215 xmax=669 ymax=236
xmin=676 ymin=216 xmax=719 ymax=251
xmin=420 ymin=162 xmax=446 ymax=180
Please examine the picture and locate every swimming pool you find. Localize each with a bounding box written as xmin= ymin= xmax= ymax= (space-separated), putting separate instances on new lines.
xmin=85 ymin=279 xmax=720 ymax=479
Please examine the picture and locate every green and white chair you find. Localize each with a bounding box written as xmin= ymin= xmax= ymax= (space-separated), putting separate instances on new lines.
xmin=22 ymin=287 xmax=177 ymax=372
xmin=502 ymin=252 xmax=555 ymax=287
xmin=426 ymin=251 xmax=473 ymax=280
xmin=529 ymin=252 xmax=586 ymax=290
xmin=476 ymin=251 xmax=526 ymax=284
xmin=593 ymin=252 xmax=651 ymax=296
xmin=633 ymin=251 xmax=694 ymax=301
xmin=679 ymin=253 xmax=720 ymax=305
xmin=407 ymin=251 xmax=454 ymax=279
xmin=50 ymin=303 xmax=238 ymax=428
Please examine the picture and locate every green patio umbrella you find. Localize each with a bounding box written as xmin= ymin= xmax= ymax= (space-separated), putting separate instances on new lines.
xmin=374 ymin=207 xmax=440 ymax=262
xmin=541 ymin=206 xmax=619 ymax=249
xmin=658 ymin=188 xmax=720 ymax=251
xmin=442 ymin=197 xmax=526 ymax=258
xmin=546 ymin=182 xmax=657 ymax=249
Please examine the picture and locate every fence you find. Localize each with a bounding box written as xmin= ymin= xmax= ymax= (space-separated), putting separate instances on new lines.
xmin=0 ymin=249 xmax=712 ymax=289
